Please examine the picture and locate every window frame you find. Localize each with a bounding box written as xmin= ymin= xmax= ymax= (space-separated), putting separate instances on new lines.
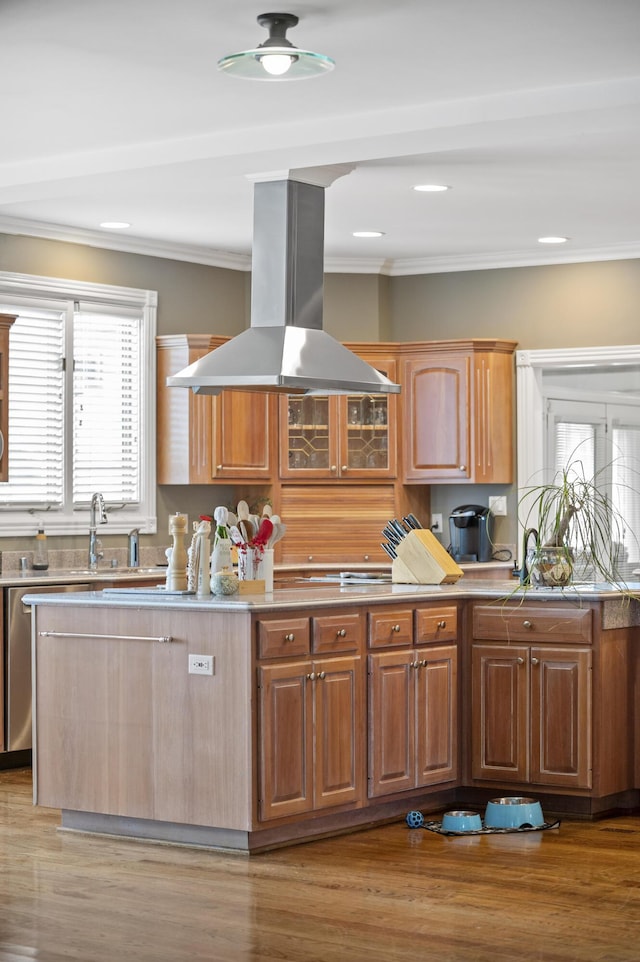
xmin=0 ymin=271 xmax=157 ymax=537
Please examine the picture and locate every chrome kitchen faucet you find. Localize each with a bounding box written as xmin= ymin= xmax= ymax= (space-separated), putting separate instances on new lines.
xmin=88 ymin=492 xmax=108 ymax=570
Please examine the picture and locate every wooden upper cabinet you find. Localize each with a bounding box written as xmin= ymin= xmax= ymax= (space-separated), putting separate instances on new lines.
xmin=0 ymin=314 xmax=16 ymax=483
xmin=402 ymin=340 xmax=517 ymax=484
xmin=279 ymin=348 xmax=398 ymax=481
xmin=157 ymin=334 xmax=275 ymax=484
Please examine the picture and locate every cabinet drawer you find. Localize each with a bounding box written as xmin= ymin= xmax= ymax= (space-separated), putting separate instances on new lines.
xmin=368 ymin=607 xmax=414 ymax=648
xmin=257 ymin=617 xmax=310 ymax=659
xmin=472 ymin=605 xmax=592 ymax=644
xmin=312 ymin=612 xmax=362 ymax=653
xmin=415 ymin=606 xmax=458 ymax=643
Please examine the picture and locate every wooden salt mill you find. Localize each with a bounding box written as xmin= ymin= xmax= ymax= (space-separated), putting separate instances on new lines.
xmin=167 ymin=512 xmax=188 ymax=590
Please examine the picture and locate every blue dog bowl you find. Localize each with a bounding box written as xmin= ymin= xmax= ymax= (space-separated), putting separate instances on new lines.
xmin=484 ymin=796 xmax=544 ymax=829
xmin=441 ymin=810 xmax=483 ymax=832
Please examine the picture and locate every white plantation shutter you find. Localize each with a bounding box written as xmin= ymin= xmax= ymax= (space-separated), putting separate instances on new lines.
xmin=0 ymin=306 xmax=65 ymax=506
xmin=0 ymin=273 xmax=156 ymax=536
xmin=73 ymin=309 xmax=140 ymax=504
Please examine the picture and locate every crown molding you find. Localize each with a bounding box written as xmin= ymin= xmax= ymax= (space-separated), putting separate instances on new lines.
xmin=1 ymin=215 xmax=639 ymax=277
xmin=0 ymin=216 xmax=252 ymax=271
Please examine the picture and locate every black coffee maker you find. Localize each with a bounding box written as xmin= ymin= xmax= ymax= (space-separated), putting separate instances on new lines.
xmin=449 ymin=504 xmax=494 ymax=562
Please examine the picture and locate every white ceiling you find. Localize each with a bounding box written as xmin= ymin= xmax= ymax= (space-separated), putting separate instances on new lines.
xmin=3 ymin=0 xmax=640 ymax=274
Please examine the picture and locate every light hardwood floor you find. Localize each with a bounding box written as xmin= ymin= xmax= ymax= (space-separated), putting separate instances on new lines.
xmin=1 ymin=767 xmax=640 ymax=962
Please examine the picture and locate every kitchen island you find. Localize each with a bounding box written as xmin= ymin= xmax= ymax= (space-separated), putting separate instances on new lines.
xmin=26 ymin=581 xmax=640 ymax=852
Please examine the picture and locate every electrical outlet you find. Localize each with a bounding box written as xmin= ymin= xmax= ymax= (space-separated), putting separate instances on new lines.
xmin=188 ymin=654 xmax=214 ymax=676
xmin=489 ymin=496 xmax=508 ymax=517
xmin=431 ymin=513 xmax=443 ymax=533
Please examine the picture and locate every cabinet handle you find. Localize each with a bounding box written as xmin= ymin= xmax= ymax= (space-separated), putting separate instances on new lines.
xmin=307 ymin=671 xmax=316 ymax=681
xmin=330 ymin=465 xmax=337 ymax=472
xmin=411 ymin=660 xmax=420 ymax=669
xmin=516 ymin=657 xmax=525 ymax=664
xmin=284 ymin=633 xmax=295 ymax=642
xmin=523 ymin=620 xmax=533 ymax=629
xmin=336 ymin=628 xmax=347 ymax=637
xmin=308 ymin=555 xmax=313 ymax=561
xmin=438 ymin=620 xmax=446 ymax=629
xmin=459 ymin=465 xmax=467 ymax=471
xmin=341 ymin=465 xmax=348 ymax=472
xmin=39 ymin=630 xmax=172 ymax=643
xmin=392 ymin=624 xmax=401 ymax=633
xmin=531 ymin=657 xmax=539 ymax=665
xmin=216 ymin=464 xmax=223 ymax=470
xmin=318 ymin=671 xmax=326 ymax=680
xmin=421 ymin=659 xmax=428 ymax=668
xmin=364 ymin=555 xmax=369 ymax=561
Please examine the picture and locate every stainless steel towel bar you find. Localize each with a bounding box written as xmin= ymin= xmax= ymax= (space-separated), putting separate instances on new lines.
xmin=39 ymin=630 xmax=173 ymax=643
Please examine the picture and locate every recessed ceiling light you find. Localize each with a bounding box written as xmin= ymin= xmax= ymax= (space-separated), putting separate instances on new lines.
xmin=413 ymin=184 xmax=450 ymax=192
xmin=353 ymin=230 xmax=385 ymax=238
xmin=99 ymin=221 xmax=131 ymax=230
xmin=538 ymin=236 xmax=569 ymax=244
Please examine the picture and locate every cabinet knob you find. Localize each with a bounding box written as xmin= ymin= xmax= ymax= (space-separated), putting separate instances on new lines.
xmin=341 ymin=465 xmax=348 ymax=472
xmin=307 ymin=671 xmax=316 ymax=681
xmin=364 ymin=555 xmax=369 ymax=561
xmin=284 ymin=633 xmax=295 ymax=642
xmin=308 ymin=555 xmax=313 ymax=562
xmin=411 ymin=660 xmax=420 ymax=669
xmin=516 ymin=657 xmax=525 ymax=664
xmin=523 ymin=620 xmax=533 ymax=630
xmin=531 ymin=657 xmax=539 ymax=665
xmin=216 ymin=464 xmax=223 ymax=470
xmin=330 ymin=465 xmax=337 ymax=472
xmin=459 ymin=465 xmax=467 ymax=471
xmin=318 ymin=671 xmax=326 ymax=680
xmin=438 ymin=620 xmax=446 ymax=629
xmin=336 ymin=628 xmax=347 ymax=637
xmin=392 ymin=624 xmax=401 ymax=633
xmin=421 ymin=659 xmax=428 ymax=668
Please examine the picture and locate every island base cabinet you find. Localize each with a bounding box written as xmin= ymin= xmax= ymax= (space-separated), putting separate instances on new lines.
xmin=33 ymin=606 xmax=253 ymax=830
xmin=368 ymin=645 xmax=457 ymax=798
xmin=258 ymin=656 xmax=364 ymax=822
xmin=471 ymin=643 xmax=592 ymax=790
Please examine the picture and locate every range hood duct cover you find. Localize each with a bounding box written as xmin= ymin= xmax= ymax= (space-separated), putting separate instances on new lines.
xmin=167 ymin=173 xmax=400 ymax=396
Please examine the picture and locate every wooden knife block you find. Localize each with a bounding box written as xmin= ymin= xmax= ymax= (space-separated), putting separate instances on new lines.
xmin=392 ymin=529 xmax=463 ymax=585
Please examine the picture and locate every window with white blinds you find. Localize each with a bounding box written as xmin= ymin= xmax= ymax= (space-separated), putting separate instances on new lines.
xmin=547 ymin=397 xmax=640 ymax=569
xmin=0 ymin=273 xmax=157 ymax=536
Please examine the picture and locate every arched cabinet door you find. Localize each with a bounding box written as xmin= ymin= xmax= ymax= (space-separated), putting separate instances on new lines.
xmin=0 ymin=314 xmax=17 ymax=483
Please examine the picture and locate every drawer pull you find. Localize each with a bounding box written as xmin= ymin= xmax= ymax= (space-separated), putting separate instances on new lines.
xmin=307 ymin=671 xmax=316 ymax=681
xmin=516 ymin=657 xmax=525 ymax=664
xmin=284 ymin=633 xmax=296 ymax=642
xmin=336 ymin=628 xmax=347 ymax=637
xmin=438 ymin=620 xmax=447 ymax=629
xmin=392 ymin=624 xmax=401 ymax=633
xmin=318 ymin=671 xmax=326 ymax=680
xmin=531 ymin=657 xmax=539 ymax=665
xmin=523 ymin=620 xmax=533 ymax=629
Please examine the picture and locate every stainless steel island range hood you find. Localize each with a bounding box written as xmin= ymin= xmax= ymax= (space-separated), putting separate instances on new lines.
xmin=167 ymin=166 xmax=400 ymax=396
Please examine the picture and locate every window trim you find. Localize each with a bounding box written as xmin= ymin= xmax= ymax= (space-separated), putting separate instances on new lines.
xmin=0 ymin=271 xmax=157 ymax=536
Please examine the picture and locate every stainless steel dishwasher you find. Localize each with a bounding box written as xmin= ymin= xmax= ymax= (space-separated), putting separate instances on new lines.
xmin=5 ymin=583 xmax=91 ymax=752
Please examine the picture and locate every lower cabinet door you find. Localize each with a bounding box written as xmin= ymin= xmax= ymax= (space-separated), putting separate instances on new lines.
xmin=313 ymin=655 xmax=364 ymax=810
xmin=530 ymin=646 xmax=592 ymax=789
xmin=471 ymin=643 xmax=529 ymax=783
xmin=258 ymin=661 xmax=314 ymax=821
xmin=368 ymin=649 xmax=415 ymax=797
xmin=415 ymin=645 xmax=458 ymax=786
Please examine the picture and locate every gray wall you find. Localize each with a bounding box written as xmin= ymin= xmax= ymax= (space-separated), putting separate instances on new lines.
xmin=2 ymin=231 xmax=640 ymax=561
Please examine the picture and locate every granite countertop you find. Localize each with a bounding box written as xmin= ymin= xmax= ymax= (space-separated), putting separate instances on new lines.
xmin=22 ymin=577 xmax=640 ymax=616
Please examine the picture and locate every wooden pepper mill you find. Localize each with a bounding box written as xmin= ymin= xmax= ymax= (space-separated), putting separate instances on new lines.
xmin=167 ymin=512 xmax=188 ymax=591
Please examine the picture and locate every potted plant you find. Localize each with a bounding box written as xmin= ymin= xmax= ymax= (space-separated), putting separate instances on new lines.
xmin=519 ymin=453 xmax=639 ymax=590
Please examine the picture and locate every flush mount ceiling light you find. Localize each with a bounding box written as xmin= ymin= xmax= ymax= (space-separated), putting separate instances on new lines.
xmin=538 ymin=235 xmax=569 ymax=244
xmin=99 ymin=221 xmax=131 ymax=229
xmin=217 ymin=13 xmax=335 ymax=81
xmin=353 ymin=230 xmax=385 ymax=238
xmin=413 ymin=184 xmax=450 ymax=192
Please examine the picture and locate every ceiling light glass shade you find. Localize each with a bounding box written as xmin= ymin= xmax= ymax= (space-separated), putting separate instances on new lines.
xmin=413 ymin=184 xmax=450 ymax=192
xmin=217 ymin=13 xmax=335 ymax=81
xmin=538 ymin=236 xmax=569 ymax=244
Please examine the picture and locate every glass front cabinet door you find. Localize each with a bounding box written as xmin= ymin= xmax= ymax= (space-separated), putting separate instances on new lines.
xmin=279 ymin=355 xmax=397 ymax=480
